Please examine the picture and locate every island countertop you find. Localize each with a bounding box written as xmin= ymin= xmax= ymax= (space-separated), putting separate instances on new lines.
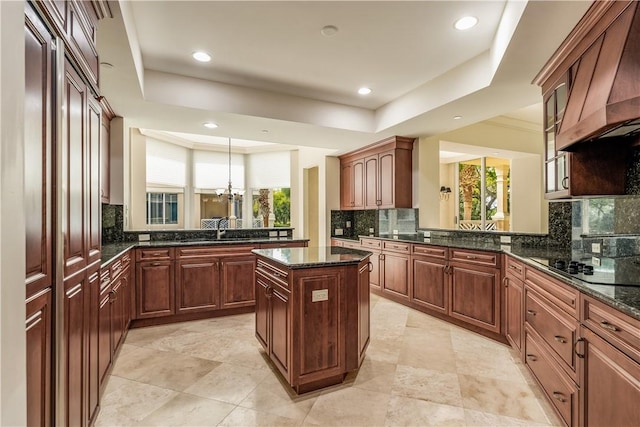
xmin=252 ymin=246 xmax=372 ymax=269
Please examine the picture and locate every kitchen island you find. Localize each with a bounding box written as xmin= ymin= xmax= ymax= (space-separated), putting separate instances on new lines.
xmin=252 ymin=246 xmax=372 ymax=393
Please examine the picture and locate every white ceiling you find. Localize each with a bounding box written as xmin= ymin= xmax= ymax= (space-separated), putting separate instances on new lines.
xmin=97 ymin=1 xmax=592 ymax=155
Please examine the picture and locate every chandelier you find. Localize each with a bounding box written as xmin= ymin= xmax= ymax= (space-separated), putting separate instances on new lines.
xmin=217 ymin=137 xmax=243 ymax=202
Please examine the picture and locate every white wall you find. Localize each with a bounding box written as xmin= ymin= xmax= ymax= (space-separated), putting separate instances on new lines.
xmin=511 ymin=155 xmax=547 ymax=233
xmin=0 ymin=1 xmax=27 ymax=424
xmin=290 ymin=146 xmax=338 ymax=246
xmin=417 ymin=136 xmax=441 ymax=228
xmin=439 ymin=163 xmax=456 ymax=228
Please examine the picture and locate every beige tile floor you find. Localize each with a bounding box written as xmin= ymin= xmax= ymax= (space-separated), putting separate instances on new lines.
xmin=95 ymin=294 xmax=561 ymax=427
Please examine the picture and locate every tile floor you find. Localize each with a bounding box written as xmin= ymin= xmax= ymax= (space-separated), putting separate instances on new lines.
xmin=95 ymin=294 xmax=561 ymax=426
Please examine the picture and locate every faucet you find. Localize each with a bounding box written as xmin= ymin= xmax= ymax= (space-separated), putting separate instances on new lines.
xmin=216 ymin=217 xmax=227 ymax=240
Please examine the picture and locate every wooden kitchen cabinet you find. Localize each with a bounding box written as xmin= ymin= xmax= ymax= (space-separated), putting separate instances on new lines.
xmin=176 ymin=258 xmax=220 ymax=313
xmin=411 ymin=245 xmax=448 ymax=315
xmin=449 ymin=262 xmax=501 ymax=334
xmin=100 ymin=108 xmax=112 ymax=203
xmin=98 ymin=269 xmax=113 ymax=389
xmin=381 ymin=241 xmax=411 ymax=301
xmin=136 ymin=260 xmax=175 ymax=319
xmin=220 ymin=254 xmax=256 ymax=309
xmin=504 ymin=255 xmax=524 ymax=354
xmin=360 ymin=238 xmax=381 ymax=289
xmin=25 ymin=288 xmax=52 ymax=427
xmin=579 ymin=295 xmax=640 ymax=427
xmin=339 ymin=136 xmax=414 ymax=210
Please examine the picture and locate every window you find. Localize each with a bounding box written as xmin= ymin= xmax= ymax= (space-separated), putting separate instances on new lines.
xmin=146 ymin=193 xmax=178 ymax=225
xmin=457 ymin=157 xmax=510 ymax=231
xmin=251 ymin=188 xmax=290 ymax=227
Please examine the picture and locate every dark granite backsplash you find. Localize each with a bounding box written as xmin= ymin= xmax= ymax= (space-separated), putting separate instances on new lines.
xmin=102 ymin=204 xmax=124 ymax=244
xmin=122 ymin=228 xmax=294 ymax=243
xmin=330 ymin=210 xmax=377 ymax=239
xmin=625 ymin=145 xmax=640 ymax=195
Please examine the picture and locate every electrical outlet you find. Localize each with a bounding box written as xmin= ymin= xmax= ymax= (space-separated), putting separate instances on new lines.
xmin=269 ymin=231 xmax=278 ymax=237
xmin=500 ymin=235 xmax=512 ymax=244
xmin=369 ymin=228 xmax=374 ymax=233
xmin=592 ymin=256 xmax=601 ymax=266
xmin=392 ymin=229 xmax=398 ymax=235
xmin=335 ymin=228 xmax=343 ymax=236
xmin=279 ymin=230 xmax=287 ymax=237
xmin=346 ymin=221 xmax=351 ymax=228
xmin=138 ymin=234 xmax=150 ymax=242
xmin=592 ymin=242 xmax=601 ymax=254
xmin=423 ymin=231 xmax=431 ymax=238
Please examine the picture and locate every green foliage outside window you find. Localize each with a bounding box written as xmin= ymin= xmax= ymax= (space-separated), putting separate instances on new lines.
xmin=273 ymin=188 xmax=291 ymax=227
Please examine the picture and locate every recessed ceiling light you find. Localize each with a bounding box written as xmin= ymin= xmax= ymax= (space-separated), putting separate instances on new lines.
xmin=203 ymin=122 xmax=218 ymax=129
xmin=454 ymin=16 xmax=478 ymax=31
xmin=261 ymin=129 xmax=269 ymax=133
xmin=453 ymin=115 xmax=462 ymax=120
xmin=192 ymin=51 xmax=212 ymax=62
xmin=321 ymin=25 xmax=339 ymax=37
xmin=358 ymin=87 xmax=372 ymax=95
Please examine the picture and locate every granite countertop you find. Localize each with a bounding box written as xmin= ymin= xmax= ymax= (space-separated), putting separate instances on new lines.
xmin=252 ymin=247 xmax=372 ymax=269
xmin=334 ymin=235 xmax=640 ymax=321
xmin=101 ymin=238 xmax=309 ymax=267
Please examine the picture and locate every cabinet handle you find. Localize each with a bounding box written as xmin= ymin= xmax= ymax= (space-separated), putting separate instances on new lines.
xmin=380 ymin=254 xmax=385 ymax=261
xmin=554 ymin=335 xmax=567 ymax=344
xmin=109 ymin=289 xmax=117 ymax=302
xmin=502 ymin=276 xmax=508 ymax=288
xmin=526 ymin=354 xmax=537 ymax=362
xmin=526 ymin=309 xmax=536 ymax=316
xmin=561 ymin=176 xmax=569 ymax=189
xmin=600 ymin=320 xmax=619 ymax=332
xmin=151 ymin=262 xmax=161 ymax=266
xmin=368 ymin=262 xmax=373 ymax=272
xmin=509 ymin=265 xmax=522 ymax=272
xmin=552 ymin=392 xmax=567 ymax=403
xmin=574 ymin=337 xmax=585 ymax=359
xmin=265 ymin=285 xmax=273 ymax=297
xmin=466 ymin=255 xmax=477 ymax=260
xmin=152 ymin=252 xmax=163 ymax=257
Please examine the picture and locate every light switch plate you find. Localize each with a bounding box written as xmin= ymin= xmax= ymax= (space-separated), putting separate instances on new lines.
xmin=592 ymin=242 xmax=601 ymax=253
xmin=592 ymin=256 xmax=601 ymax=266
xmin=138 ymin=234 xmax=150 ymax=242
xmin=346 ymin=221 xmax=351 ymax=228
xmin=279 ymin=230 xmax=287 ymax=237
xmin=423 ymin=231 xmax=431 ymax=238
xmin=269 ymin=231 xmax=278 ymax=237
xmin=500 ymin=235 xmax=512 ymax=244
xmin=392 ymin=229 xmax=398 ymax=235
xmin=335 ymin=228 xmax=343 ymax=236
xmin=369 ymin=228 xmax=374 ymax=233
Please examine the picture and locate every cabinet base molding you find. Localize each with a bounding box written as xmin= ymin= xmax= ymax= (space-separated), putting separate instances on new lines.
xmin=370 ymin=286 xmax=508 ymax=345
xmin=130 ymin=305 xmax=254 ymax=328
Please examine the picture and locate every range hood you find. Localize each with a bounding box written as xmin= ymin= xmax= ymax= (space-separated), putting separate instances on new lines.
xmin=537 ymin=1 xmax=640 ymax=151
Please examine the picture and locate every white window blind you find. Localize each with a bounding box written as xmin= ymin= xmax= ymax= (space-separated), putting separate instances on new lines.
xmin=146 ymin=138 xmax=187 ymax=187
xmin=247 ymin=151 xmax=290 ymax=188
xmin=193 ymin=150 xmax=245 ymax=190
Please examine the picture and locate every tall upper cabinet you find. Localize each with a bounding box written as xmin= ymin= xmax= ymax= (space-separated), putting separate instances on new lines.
xmin=534 ymin=1 xmax=640 ymax=199
xmin=25 ymin=1 xmax=109 ymax=425
xmin=339 ymin=136 xmax=415 ymax=210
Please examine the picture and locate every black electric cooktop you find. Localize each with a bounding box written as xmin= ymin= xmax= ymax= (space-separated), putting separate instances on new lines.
xmin=529 ymin=256 xmax=640 ymax=287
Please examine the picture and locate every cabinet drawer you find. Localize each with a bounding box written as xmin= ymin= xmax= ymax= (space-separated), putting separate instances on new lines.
xmin=136 ymin=248 xmax=174 ymax=261
xmin=524 ymin=267 xmax=579 ymax=319
xmin=360 ymin=238 xmax=381 ymax=250
xmin=256 ymin=259 xmax=289 ymax=289
xmin=99 ymin=269 xmax=110 ymax=291
xmin=525 ymin=329 xmax=579 ymax=427
xmin=450 ymin=249 xmax=498 ymax=267
xmin=382 ymin=241 xmax=410 ymax=254
xmin=110 ymin=259 xmax=123 ymax=280
xmin=412 ymin=244 xmax=447 ymax=259
xmin=260 ymin=241 xmax=306 ymax=249
xmin=582 ymin=294 xmax=640 ymax=363
xmin=121 ymin=251 xmax=131 ymax=269
xmin=342 ymin=240 xmax=362 ymax=250
xmin=525 ymin=288 xmax=579 ymax=381
xmin=505 ymin=255 xmax=525 ymax=280
xmin=177 ymin=245 xmax=254 ymax=258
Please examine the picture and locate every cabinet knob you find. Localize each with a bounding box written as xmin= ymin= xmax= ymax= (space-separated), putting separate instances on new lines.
xmin=553 ymin=335 xmax=567 ymax=344
xmin=526 ymin=309 xmax=536 ymax=316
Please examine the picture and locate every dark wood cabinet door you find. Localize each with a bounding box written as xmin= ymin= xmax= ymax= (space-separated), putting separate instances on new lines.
xmin=87 ymin=96 xmax=101 ymax=265
xmin=62 ymin=60 xmax=88 ymax=279
xmin=100 ymin=112 xmax=110 ymax=203
xmin=121 ymin=265 xmax=132 ymax=330
xmin=505 ymin=276 xmax=524 ymax=353
xmin=255 ymin=276 xmax=270 ymax=351
xmin=24 ymin=3 xmax=54 ymax=299
xmin=98 ymin=284 xmax=112 ymax=390
xmin=352 ymin=159 xmax=365 ymax=209
xmin=176 ymin=258 xmax=219 ymax=313
xmin=581 ymin=327 xmax=640 ymax=427
xmin=382 ymin=253 xmax=410 ymax=300
xmin=377 ymin=150 xmax=395 ymax=208
xmin=369 ymin=253 xmax=381 ymax=289
xmin=86 ymin=268 xmax=100 ymax=424
xmin=364 ymin=155 xmax=379 ymax=209
xmin=270 ymin=286 xmax=290 ymax=379
xmin=220 ymin=255 xmax=255 ymax=309
xmin=411 ymin=256 xmax=447 ymax=314
xmin=449 ymin=263 xmax=501 ymax=333
xmin=63 ymin=271 xmax=88 ymax=427
xmin=26 ymin=288 xmax=52 ymax=427
xmin=136 ymin=261 xmax=175 ymax=319
xmin=340 ymin=162 xmax=353 ymax=209
xmin=358 ymin=262 xmax=370 ymax=361
xmin=111 ymin=277 xmax=125 ymax=352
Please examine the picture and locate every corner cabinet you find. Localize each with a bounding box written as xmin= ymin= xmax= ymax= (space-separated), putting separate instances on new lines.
xmin=339 ymin=136 xmax=414 ymax=210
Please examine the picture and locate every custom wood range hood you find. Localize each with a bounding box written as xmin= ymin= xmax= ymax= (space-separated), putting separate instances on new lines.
xmin=535 ymin=1 xmax=640 ymax=151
